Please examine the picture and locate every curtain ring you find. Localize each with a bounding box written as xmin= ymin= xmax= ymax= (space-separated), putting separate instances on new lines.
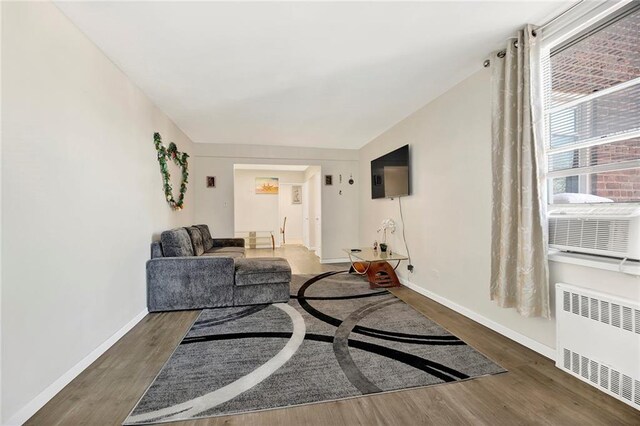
xmin=497 ymin=50 xmax=506 ymax=58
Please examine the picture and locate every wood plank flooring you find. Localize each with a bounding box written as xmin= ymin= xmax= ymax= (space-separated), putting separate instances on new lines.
xmin=27 ymin=245 xmax=639 ymax=425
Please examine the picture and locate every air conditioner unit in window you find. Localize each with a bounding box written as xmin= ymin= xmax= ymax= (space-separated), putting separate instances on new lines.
xmin=548 ymin=204 xmax=640 ymax=260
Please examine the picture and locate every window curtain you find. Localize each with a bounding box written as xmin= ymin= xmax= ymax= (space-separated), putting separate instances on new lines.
xmin=490 ymin=24 xmax=550 ymax=318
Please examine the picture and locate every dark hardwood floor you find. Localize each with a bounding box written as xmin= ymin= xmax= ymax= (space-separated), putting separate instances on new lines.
xmin=27 ymin=245 xmax=639 ymax=425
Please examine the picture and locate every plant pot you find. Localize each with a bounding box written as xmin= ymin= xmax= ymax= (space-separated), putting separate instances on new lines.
xmin=379 ymin=243 xmax=388 ymax=252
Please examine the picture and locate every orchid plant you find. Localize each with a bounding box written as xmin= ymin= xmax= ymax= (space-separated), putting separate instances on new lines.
xmin=377 ymin=218 xmax=396 ymax=244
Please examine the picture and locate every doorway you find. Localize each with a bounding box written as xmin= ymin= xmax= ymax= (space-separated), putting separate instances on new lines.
xmin=233 ymin=164 xmax=321 ymax=257
xmin=302 ymin=167 xmax=322 ymax=257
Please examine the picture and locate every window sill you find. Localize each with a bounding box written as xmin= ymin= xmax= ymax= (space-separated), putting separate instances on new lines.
xmin=548 ymin=250 xmax=640 ymax=276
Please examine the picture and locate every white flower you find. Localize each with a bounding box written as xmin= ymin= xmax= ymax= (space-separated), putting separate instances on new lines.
xmin=380 ymin=218 xmax=396 ymax=233
xmin=377 ymin=218 xmax=396 ymax=243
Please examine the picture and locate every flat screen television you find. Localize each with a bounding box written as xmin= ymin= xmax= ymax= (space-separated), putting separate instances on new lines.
xmin=371 ymin=144 xmax=410 ymax=199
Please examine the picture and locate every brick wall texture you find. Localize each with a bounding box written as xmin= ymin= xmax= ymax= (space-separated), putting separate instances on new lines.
xmin=551 ymin=7 xmax=640 ymax=202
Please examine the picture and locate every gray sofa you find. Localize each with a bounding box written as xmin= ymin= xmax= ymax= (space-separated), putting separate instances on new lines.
xmin=147 ymin=224 xmax=291 ymax=312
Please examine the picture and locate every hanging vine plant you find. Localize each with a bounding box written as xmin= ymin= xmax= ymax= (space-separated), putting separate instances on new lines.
xmin=153 ymin=132 xmax=189 ymax=210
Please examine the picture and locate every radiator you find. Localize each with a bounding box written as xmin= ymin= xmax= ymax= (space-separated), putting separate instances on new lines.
xmin=556 ymin=283 xmax=640 ymax=410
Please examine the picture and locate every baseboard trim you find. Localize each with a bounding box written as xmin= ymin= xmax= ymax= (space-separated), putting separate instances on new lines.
xmin=399 ymin=278 xmax=556 ymax=360
xmin=6 ymin=309 xmax=149 ymax=426
xmin=320 ymin=258 xmax=351 ymax=264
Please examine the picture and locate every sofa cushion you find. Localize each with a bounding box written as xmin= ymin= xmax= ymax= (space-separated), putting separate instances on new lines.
xmin=212 ymin=238 xmax=246 ymax=248
xmin=208 ymin=247 xmax=245 ymax=254
xmin=185 ymin=226 xmax=205 ymax=256
xmin=194 ymin=224 xmax=214 ymax=251
xmin=150 ymin=241 xmax=164 ymax=259
xmin=160 ymin=228 xmax=194 ymax=257
xmin=234 ymin=257 xmax=291 ymax=286
xmin=234 ymin=282 xmax=290 ymax=306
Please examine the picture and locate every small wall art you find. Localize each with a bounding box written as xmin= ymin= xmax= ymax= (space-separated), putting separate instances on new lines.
xmin=325 ymin=175 xmax=333 ymax=186
xmin=292 ymin=185 xmax=302 ymax=204
xmin=206 ymin=176 xmax=216 ymax=188
xmin=255 ymin=177 xmax=279 ymax=194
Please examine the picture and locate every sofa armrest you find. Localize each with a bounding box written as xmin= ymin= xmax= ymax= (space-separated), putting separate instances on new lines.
xmin=212 ymin=238 xmax=245 ymax=248
xmin=146 ymin=256 xmax=235 ymax=312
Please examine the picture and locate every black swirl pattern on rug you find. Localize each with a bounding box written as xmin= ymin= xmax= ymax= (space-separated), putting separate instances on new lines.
xmin=296 ymin=270 xmax=464 ymax=344
xmin=183 ymin=270 xmax=469 ymax=386
xmin=295 ymin=271 xmax=469 ymax=385
xmin=125 ymin=271 xmax=506 ymax=424
xmin=182 ymin=331 xmax=466 ymax=384
xmin=190 ymin=305 xmax=268 ymax=330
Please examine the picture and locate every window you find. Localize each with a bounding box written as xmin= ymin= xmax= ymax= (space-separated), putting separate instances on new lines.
xmin=543 ymin=5 xmax=640 ymax=205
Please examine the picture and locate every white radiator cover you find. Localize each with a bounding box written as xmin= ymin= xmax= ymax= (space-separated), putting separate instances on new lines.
xmin=556 ymin=283 xmax=640 ymax=410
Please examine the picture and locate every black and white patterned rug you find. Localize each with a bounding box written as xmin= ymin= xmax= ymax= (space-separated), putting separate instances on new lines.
xmin=125 ymin=271 xmax=505 ymax=424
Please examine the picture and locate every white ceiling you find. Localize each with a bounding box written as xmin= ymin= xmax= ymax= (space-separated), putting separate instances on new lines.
xmin=56 ymin=1 xmax=571 ymax=149
xmin=234 ymin=164 xmax=309 ymax=172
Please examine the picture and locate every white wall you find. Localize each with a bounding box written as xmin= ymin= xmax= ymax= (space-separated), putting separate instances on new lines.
xmin=193 ymin=145 xmax=359 ymax=261
xmin=358 ymin=68 xmax=640 ymax=355
xmin=358 ymin=69 xmax=554 ymax=346
xmin=1 ymin=2 xmax=195 ymax=423
xmin=278 ymin=183 xmax=304 ymax=245
xmin=0 ymin=2 xmax=3 ymax=421
xmin=233 ymin=169 xmax=304 ymax=243
xmin=303 ymin=166 xmax=322 ymax=253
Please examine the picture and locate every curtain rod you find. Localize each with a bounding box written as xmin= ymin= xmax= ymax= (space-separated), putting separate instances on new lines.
xmin=534 ymin=0 xmax=585 ymax=35
xmin=483 ymin=0 xmax=585 ymax=67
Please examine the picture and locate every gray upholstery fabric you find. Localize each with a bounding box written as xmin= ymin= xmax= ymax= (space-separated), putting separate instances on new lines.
xmin=234 ymin=257 xmax=291 ymax=286
xmin=150 ymin=241 xmax=163 ymax=259
xmin=147 ymin=257 xmax=235 ymax=312
xmin=147 ymin=228 xmax=290 ymax=312
xmin=160 ymin=228 xmax=194 ymax=258
xmin=185 ymin=226 xmax=205 ymax=256
xmin=212 ymin=238 xmax=245 ymax=248
xmin=194 ymin=224 xmax=214 ymax=251
xmin=233 ymin=282 xmax=289 ymax=306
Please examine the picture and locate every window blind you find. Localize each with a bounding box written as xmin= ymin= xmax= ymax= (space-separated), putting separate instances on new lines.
xmin=544 ymin=5 xmax=640 ymax=203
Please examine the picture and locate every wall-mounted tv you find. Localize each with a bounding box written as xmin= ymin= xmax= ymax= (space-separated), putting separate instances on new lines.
xmin=371 ymin=144 xmax=410 ymax=199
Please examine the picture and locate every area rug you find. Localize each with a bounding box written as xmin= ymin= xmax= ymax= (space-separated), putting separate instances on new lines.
xmin=124 ymin=271 xmax=505 ymax=424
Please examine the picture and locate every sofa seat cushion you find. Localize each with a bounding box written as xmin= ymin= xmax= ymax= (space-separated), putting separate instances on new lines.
xmin=202 ymin=251 xmax=244 ymax=259
xmin=194 ymin=224 xmax=214 ymax=251
xmin=234 ymin=282 xmax=289 ymax=306
xmin=185 ymin=226 xmax=205 ymax=256
xmin=234 ymin=258 xmax=291 ymax=286
xmin=160 ymin=228 xmax=195 ymax=257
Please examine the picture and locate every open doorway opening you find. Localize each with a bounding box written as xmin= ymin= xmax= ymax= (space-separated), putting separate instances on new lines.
xmin=233 ymin=164 xmax=322 ymax=258
xmin=302 ymin=166 xmax=322 ymax=258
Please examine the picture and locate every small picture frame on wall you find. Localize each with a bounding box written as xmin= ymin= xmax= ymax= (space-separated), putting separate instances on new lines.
xmin=206 ymin=176 xmax=216 ymax=188
xmin=292 ymin=185 xmax=302 ymax=204
xmin=255 ymin=177 xmax=279 ymax=194
xmin=325 ymin=175 xmax=333 ymax=186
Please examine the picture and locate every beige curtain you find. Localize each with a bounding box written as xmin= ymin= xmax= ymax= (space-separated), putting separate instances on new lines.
xmin=490 ymin=24 xmax=550 ymax=318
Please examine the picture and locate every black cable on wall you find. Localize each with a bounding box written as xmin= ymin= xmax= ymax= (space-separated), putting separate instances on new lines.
xmin=398 ymin=196 xmax=413 ymax=272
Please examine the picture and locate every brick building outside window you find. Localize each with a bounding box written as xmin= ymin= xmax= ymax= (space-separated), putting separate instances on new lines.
xmin=545 ymin=5 xmax=640 ymax=204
